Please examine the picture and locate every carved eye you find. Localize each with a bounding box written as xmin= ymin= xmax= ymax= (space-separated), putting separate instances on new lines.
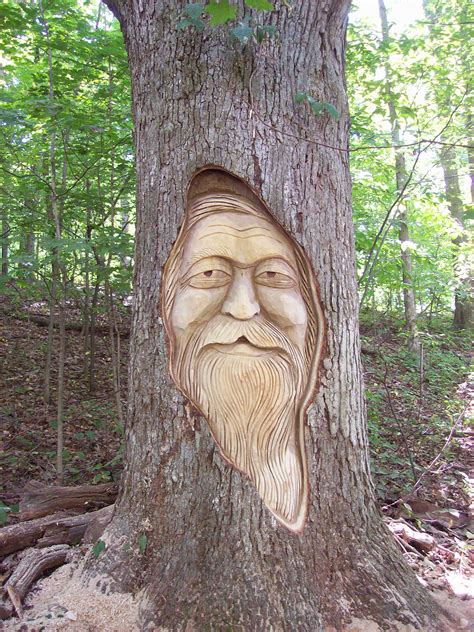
xmin=188 ymin=269 xmax=231 ymax=289
xmin=255 ymin=270 xmax=295 ymax=288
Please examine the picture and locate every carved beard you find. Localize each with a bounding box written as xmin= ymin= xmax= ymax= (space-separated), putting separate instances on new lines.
xmin=173 ymin=315 xmax=307 ymax=528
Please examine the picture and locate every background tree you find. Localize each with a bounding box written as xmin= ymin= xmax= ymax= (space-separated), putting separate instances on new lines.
xmin=0 ymin=0 xmax=135 ymax=478
xmin=86 ymin=1 xmax=442 ymax=629
xmin=422 ymin=0 xmax=473 ymax=329
xmin=348 ymin=1 xmax=472 ymax=328
xmin=377 ymin=0 xmax=420 ymax=353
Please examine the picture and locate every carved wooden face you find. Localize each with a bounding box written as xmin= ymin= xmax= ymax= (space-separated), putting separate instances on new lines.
xmin=170 ymin=211 xmax=308 ymax=357
xmin=163 ymin=179 xmax=323 ymax=533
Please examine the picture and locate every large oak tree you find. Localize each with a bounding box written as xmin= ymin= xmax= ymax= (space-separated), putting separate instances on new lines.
xmin=91 ymin=1 xmax=443 ymax=629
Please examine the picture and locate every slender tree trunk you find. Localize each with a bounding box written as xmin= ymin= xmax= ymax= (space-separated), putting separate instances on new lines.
xmin=88 ymin=282 xmax=100 ymax=393
xmin=43 ymin=153 xmax=57 ymax=406
xmin=44 ymin=258 xmax=58 ymax=405
xmin=55 ymin=280 xmax=66 ymax=484
xmin=440 ymin=144 xmax=472 ymax=328
xmin=25 ymin=232 xmax=35 ymax=281
xmin=40 ymin=0 xmax=69 ymax=483
xmin=1 ymin=213 xmax=8 ymax=277
xmin=88 ymin=1 xmax=442 ymax=629
xmin=423 ymin=0 xmax=472 ymax=330
xmin=106 ymin=280 xmax=124 ymax=428
xmin=82 ymin=198 xmax=92 ymax=373
xmin=468 ymin=114 xmax=474 ymax=203
xmin=378 ymin=0 xmax=419 ymax=353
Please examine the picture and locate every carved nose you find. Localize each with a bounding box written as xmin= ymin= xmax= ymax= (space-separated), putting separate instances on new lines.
xmin=221 ymin=272 xmax=260 ymax=320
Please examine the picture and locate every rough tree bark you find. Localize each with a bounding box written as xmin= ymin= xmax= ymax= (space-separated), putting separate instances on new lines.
xmin=89 ymin=1 xmax=443 ymax=629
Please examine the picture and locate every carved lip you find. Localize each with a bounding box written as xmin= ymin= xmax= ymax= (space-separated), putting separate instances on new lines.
xmin=210 ymin=336 xmax=278 ymax=357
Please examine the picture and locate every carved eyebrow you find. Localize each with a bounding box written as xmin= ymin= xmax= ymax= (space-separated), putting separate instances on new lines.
xmin=200 ymin=231 xmax=284 ymax=243
xmin=206 ymin=223 xmax=272 ymax=233
xmin=255 ymin=257 xmax=298 ymax=276
xmin=189 ymin=249 xmax=233 ymax=265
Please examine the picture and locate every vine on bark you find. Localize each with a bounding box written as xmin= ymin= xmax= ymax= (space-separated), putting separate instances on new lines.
xmin=177 ymin=3 xmax=340 ymax=119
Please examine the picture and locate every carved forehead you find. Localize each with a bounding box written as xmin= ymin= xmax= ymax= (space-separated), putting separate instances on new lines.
xmin=181 ymin=211 xmax=299 ymax=270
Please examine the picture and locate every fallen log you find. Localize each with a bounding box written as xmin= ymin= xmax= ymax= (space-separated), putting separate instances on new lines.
xmin=5 ymin=545 xmax=70 ymax=619
xmin=82 ymin=504 xmax=114 ymax=544
xmin=2 ymin=307 xmax=130 ymax=336
xmin=0 ymin=506 xmax=113 ymax=557
xmin=19 ymin=481 xmax=118 ymax=521
xmin=0 ymin=551 xmax=26 ymax=585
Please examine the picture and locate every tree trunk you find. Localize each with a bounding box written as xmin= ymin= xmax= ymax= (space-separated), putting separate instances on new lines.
xmin=1 ymin=213 xmax=8 ymax=278
xmin=422 ymin=0 xmax=472 ymax=331
xmin=90 ymin=1 xmax=441 ymax=629
xmin=378 ymin=0 xmax=419 ymax=354
xmin=440 ymin=144 xmax=472 ymax=329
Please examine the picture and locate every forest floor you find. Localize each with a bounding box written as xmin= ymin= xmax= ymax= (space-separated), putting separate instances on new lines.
xmin=0 ymin=300 xmax=472 ymax=629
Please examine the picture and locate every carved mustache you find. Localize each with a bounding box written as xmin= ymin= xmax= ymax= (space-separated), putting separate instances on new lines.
xmin=196 ymin=315 xmax=295 ymax=355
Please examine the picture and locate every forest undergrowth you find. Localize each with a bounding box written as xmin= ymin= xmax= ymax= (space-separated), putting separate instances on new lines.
xmin=0 ymin=299 xmax=472 ymax=620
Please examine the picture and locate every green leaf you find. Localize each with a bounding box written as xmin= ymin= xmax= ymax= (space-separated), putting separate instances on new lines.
xmin=463 ymin=205 xmax=474 ymax=221
xmin=205 ymin=1 xmax=237 ymax=26
xmin=178 ymin=4 xmax=205 ymax=31
xmin=321 ymin=102 xmax=340 ymax=120
xmin=255 ymin=24 xmax=276 ymax=42
xmin=0 ymin=506 xmax=9 ymax=525
xmin=231 ymin=23 xmax=253 ymax=43
xmin=138 ymin=533 xmax=148 ymax=554
xmin=294 ymin=92 xmax=308 ymax=103
xmin=244 ymin=0 xmax=274 ymax=9
xmin=184 ymin=3 xmax=204 ymax=19
xmin=295 ymin=93 xmax=339 ymax=120
xmin=93 ymin=539 xmax=106 ymax=558
xmin=177 ymin=18 xmax=193 ymax=30
xmin=307 ymin=96 xmax=324 ymax=115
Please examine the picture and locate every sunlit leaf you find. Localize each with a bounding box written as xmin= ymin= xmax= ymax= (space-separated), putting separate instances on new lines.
xmin=205 ymin=1 xmax=237 ymax=26
xmin=244 ymin=0 xmax=274 ymax=9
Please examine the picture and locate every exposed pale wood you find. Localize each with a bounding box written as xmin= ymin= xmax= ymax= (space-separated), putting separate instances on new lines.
xmin=19 ymin=481 xmax=117 ymax=521
xmin=162 ymin=173 xmax=324 ymax=531
xmin=387 ymin=520 xmax=436 ymax=553
xmin=5 ymin=545 xmax=70 ymax=619
xmin=0 ymin=507 xmax=112 ymax=557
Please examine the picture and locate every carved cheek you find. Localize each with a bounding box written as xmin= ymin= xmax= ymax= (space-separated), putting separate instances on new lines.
xmin=257 ymin=287 xmax=308 ymax=347
xmin=170 ymin=287 xmax=227 ymax=334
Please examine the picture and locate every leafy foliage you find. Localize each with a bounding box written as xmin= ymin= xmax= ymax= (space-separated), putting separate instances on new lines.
xmin=347 ymin=0 xmax=473 ymax=314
